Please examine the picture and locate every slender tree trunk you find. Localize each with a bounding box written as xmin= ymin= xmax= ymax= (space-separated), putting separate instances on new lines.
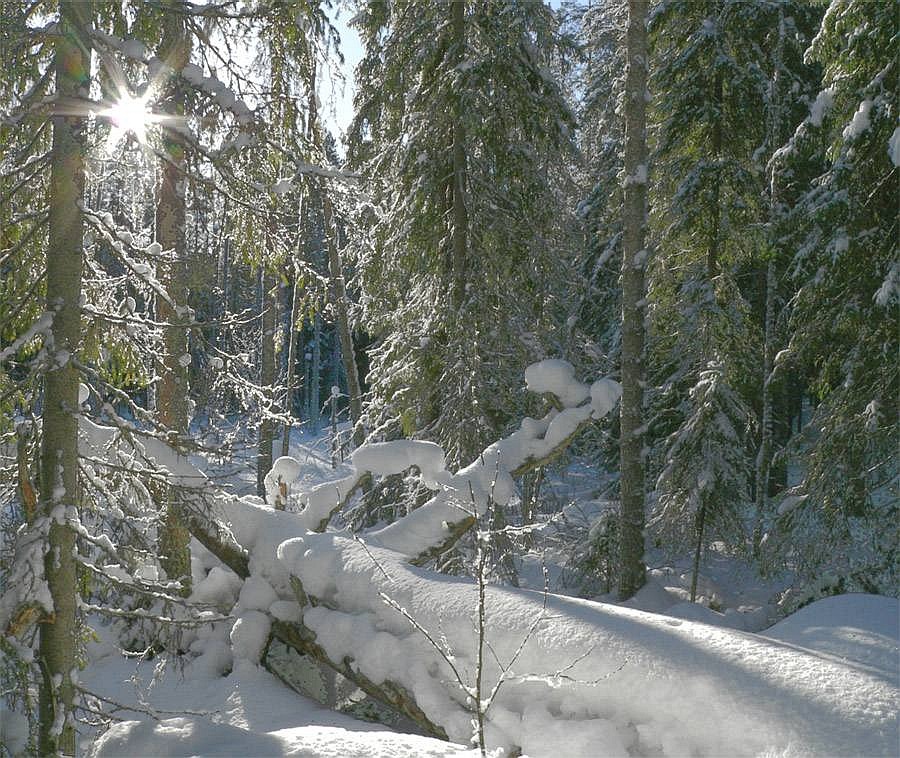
xmin=617 ymin=0 xmax=649 ymax=601
xmin=38 ymin=3 xmax=90 ymax=752
xmin=282 ymin=268 xmax=301 ymax=457
xmin=310 ymin=313 xmax=321 ymax=434
xmin=690 ymin=502 xmax=707 ymax=603
xmin=282 ymin=189 xmax=308 ymax=457
xmin=753 ymin=259 xmax=776 ymax=556
xmin=156 ymin=8 xmax=192 ymax=594
xmin=754 ymin=7 xmax=786 ymax=559
xmin=707 ymin=71 xmax=723 ymax=280
xmin=305 ymin=60 xmax=364 ymax=448
xmin=450 ymin=0 xmax=468 ymax=311
xmin=321 ymin=193 xmax=363 ymax=448
xmin=257 ymin=269 xmax=278 ymax=498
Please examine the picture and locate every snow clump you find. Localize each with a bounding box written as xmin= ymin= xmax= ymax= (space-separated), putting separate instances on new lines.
xmin=524 ymin=359 xmax=590 ymax=408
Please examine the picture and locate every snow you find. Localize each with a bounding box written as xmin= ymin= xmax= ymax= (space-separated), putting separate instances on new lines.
xmin=761 ymin=594 xmax=899 ymax=678
xmin=20 ymin=364 xmax=895 ymax=757
xmin=889 ymin=126 xmax=900 ymax=167
xmin=272 ymin=178 xmax=294 ymax=195
xmin=524 ymin=359 xmax=590 ymax=408
xmin=277 ymin=535 xmax=898 ymax=757
xmin=83 ymin=638 xmax=480 ymax=758
xmin=190 ymin=565 xmax=242 ymax=609
xmin=875 ymin=260 xmax=899 ymax=307
xmin=92 ymin=717 xmax=478 ymax=758
xmin=808 ymin=87 xmax=834 ymax=127
xmin=230 ymin=610 xmax=271 ymax=665
xmin=843 ymin=99 xmax=873 ymax=140
xmin=264 ymin=455 xmax=305 ymax=504
xmin=623 ymin=164 xmax=648 ymax=187
xmin=590 ymin=377 xmax=623 ymax=419
xmin=1 ymin=703 xmax=29 ymax=754
xmin=351 ymin=440 xmax=446 ymax=489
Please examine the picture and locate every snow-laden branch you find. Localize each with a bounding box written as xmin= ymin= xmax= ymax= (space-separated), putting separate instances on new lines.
xmin=288 ymin=359 xmax=621 ymax=563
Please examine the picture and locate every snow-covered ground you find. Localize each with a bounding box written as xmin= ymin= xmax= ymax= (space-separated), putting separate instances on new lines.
xmin=7 ymin=374 xmax=897 ymax=758
xmin=83 ymin=635 xmax=478 ymax=757
xmin=80 ymin=589 xmax=898 ymax=757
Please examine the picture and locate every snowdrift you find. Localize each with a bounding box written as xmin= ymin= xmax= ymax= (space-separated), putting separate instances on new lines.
xmin=26 ymin=360 xmax=897 ymax=756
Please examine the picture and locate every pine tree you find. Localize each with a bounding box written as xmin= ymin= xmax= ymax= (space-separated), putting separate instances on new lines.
xmin=751 ymin=2 xmax=823 ymax=557
xmin=575 ymin=0 xmax=626 ymax=371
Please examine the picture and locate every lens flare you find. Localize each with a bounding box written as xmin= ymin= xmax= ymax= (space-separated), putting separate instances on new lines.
xmin=103 ymin=94 xmax=151 ymax=148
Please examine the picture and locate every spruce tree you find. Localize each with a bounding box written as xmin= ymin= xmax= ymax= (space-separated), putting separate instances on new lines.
xmin=775 ymin=0 xmax=898 ymax=593
xmin=348 ymin=0 xmax=576 ymax=468
xmin=646 ymin=0 xmax=769 ymax=574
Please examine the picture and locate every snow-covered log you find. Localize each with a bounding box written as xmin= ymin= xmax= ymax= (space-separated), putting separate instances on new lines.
xmin=8 ymin=363 xmax=896 ymax=755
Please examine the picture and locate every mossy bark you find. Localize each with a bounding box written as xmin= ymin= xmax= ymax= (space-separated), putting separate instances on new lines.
xmin=156 ymin=5 xmax=192 ymax=594
xmin=38 ymin=1 xmax=91 ymax=752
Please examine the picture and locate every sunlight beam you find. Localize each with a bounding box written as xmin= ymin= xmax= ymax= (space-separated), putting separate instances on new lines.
xmin=103 ymin=93 xmax=151 ymax=149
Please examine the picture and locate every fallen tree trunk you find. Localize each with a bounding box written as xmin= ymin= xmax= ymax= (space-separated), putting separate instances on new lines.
xmin=1 ymin=362 xmax=620 ymax=742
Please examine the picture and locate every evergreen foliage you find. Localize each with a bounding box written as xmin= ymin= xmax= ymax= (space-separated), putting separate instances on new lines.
xmin=348 ymin=0 xmax=576 ymax=467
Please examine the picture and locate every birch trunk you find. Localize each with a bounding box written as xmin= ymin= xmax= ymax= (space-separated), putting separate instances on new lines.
xmin=617 ymin=0 xmax=649 ymax=600
xmin=310 ymin=313 xmax=321 ymax=434
xmin=38 ymin=2 xmax=91 ymax=752
xmin=282 ymin=191 xmax=308 ymax=458
xmin=156 ymin=7 xmax=192 ymax=594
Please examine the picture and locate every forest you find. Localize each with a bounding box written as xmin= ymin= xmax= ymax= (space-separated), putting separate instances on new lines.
xmin=0 ymin=0 xmax=897 ymax=756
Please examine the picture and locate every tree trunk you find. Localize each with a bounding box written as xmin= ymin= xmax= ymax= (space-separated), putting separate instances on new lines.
xmin=156 ymin=7 xmax=192 ymax=594
xmin=753 ymin=6 xmax=786 ymax=559
xmin=282 ymin=189 xmax=308 ymax=457
xmin=690 ymin=501 xmax=707 ymax=603
xmin=282 ymin=269 xmax=301 ymax=457
xmin=310 ymin=313 xmax=321 ymax=434
xmin=707 ymin=70 xmax=723 ymax=280
xmin=257 ymin=270 xmax=278 ymax=498
xmin=38 ymin=2 xmax=90 ymax=752
xmin=322 ymin=193 xmax=363 ymax=448
xmin=450 ymin=0 xmax=468 ymax=311
xmin=617 ymin=0 xmax=649 ymax=601
xmin=305 ymin=60 xmax=364 ymax=448
xmin=753 ymin=259 xmax=776 ymax=556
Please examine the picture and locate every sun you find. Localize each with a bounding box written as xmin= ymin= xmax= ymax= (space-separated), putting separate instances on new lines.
xmin=103 ymin=93 xmax=152 ymax=148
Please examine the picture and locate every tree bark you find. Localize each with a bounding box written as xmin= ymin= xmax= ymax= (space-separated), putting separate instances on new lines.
xmin=753 ymin=6 xmax=786 ymax=559
xmin=310 ymin=312 xmax=321 ymax=434
xmin=450 ymin=0 xmax=468 ymax=311
xmin=617 ymin=0 xmax=649 ymax=600
xmin=707 ymin=70 xmax=723 ymax=280
xmin=690 ymin=501 xmax=707 ymax=603
xmin=156 ymin=6 xmax=192 ymax=594
xmin=257 ymin=269 xmax=278 ymax=498
xmin=305 ymin=60 xmax=364 ymax=448
xmin=322 ymin=194 xmax=363 ymax=448
xmin=282 ymin=214 xmax=305 ymax=458
xmin=38 ymin=2 xmax=91 ymax=752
